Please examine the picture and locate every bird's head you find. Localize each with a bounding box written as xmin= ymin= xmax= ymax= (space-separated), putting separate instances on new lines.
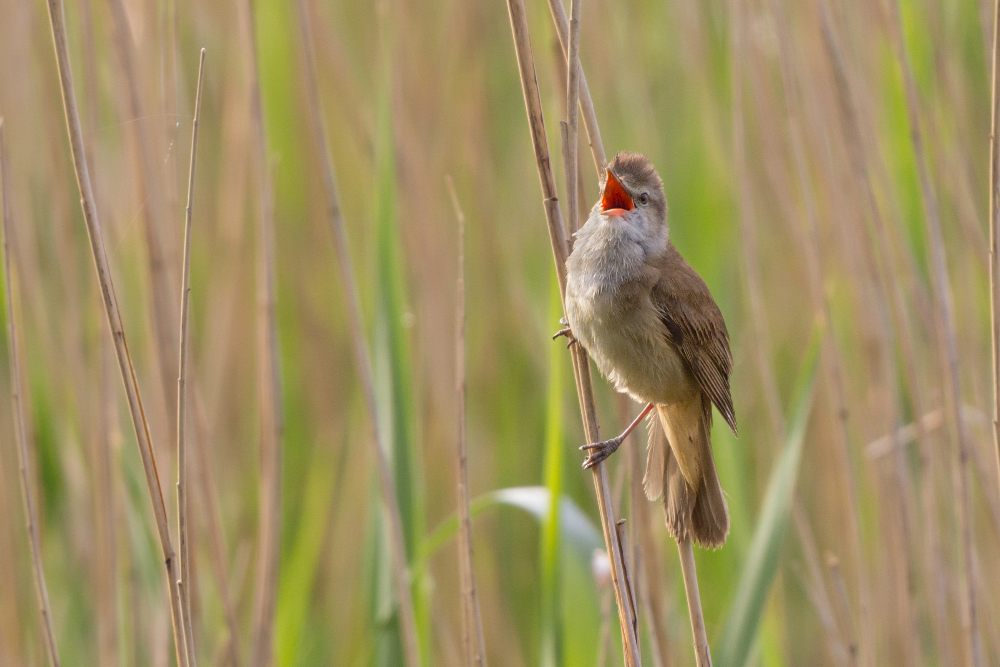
xmin=598 ymin=152 xmax=668 ymax=240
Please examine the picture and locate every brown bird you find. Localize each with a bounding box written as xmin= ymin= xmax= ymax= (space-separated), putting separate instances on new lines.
xmin=561 ymin=151 xmax=737 ymax=548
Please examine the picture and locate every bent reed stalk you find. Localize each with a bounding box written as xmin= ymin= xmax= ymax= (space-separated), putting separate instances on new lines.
xmin=503 ymin=0 xmax=642 ymax=664
xmin=42 ymin=1 xmax=189 ymax=665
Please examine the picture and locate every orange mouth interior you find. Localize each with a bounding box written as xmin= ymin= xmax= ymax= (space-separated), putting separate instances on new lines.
xmin=601 ymin=169 xmax=634 ymax=214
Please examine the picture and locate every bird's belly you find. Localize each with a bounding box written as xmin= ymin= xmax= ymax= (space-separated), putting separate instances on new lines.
xmin=567 ymin=287 xmax=695 ymax=406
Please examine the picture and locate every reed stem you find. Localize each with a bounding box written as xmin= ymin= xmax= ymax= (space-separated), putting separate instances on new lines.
xmin=1 ymin=119 xmax=62 ymax=667
xmin=41 ymin=1 xmax=188 ymax=664
xmin=447 ymin=175 xmax=487 ymax=666
xmin=503 ymin=1 xmax=641 ymax=663
xmin=176 ymin=47 xmax=206 ymax=667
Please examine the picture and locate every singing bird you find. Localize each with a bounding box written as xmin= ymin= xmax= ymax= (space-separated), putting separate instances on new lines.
xmin=561 ymin=151 xmax=737 ymax=548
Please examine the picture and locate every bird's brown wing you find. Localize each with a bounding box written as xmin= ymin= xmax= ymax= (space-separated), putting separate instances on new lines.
xmin=650 ymin=244 xmax=737 ymax=436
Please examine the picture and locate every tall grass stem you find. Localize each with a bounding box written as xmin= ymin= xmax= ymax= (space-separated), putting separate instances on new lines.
xmin=176 ymin=47 xmax=206 ymax=667
xmin=988 ymin=0 xmax=1000 ymax=518
xmin=677 ymin=539 xmax=711 ymax=666
xmin=41 ymin=1 xmax=189 ymax=663
xmin=446 ymin=175 xmax=487 ymax=666
xmin=502 ymin=1 xmax=641 ymax=663
xmin=1 ymin=120 xmax=62 ymax=667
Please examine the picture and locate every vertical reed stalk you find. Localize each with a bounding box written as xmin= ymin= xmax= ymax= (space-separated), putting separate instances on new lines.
xmin=677 ymin=539 xmax=710 ymax=667
xmin=545 ymin=0 xmax=605 ymax=173
xmin=177 ymin=48 xmax=206 ymax=667
xmin=885 ymin=2 xmax=983 ymax=664
xmin=41 ymin=1 xmax=188 ymax=664
xmin=564 ymin=0 xmax=582 ymax=236
xmin=503 ymin=1 xmax=641 ymax=664
xmin=988 ymin=0 xmax=1000 ymax=510
xmin=1 ymin=120 xmax=62 ymax=667
xmin=446 ymin=175 xmax=487 ymax=666
xmin=241 ymin=0 xmax=286 ymax=662
xmin=291 ymin=0 xmax=421 ymax=664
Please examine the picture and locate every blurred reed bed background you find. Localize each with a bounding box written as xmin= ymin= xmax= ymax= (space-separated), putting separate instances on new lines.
xmin=0 ymin=0 xmax=999 ymax=665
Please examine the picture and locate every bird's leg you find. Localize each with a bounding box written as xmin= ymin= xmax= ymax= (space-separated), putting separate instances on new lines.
xmin=581 ymin=402 xmax=655 ymax=468
xmin=552 ymin=317 xmax=577 ymax=348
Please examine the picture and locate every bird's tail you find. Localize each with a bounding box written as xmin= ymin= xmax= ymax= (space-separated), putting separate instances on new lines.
xmin=643 ymin=396 xmax=729 ymax=548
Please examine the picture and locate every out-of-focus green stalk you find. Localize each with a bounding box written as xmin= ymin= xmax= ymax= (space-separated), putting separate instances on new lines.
xmin=371 ymin=4 xmax=426 ymax=664
xmin=540 ymin=270 xmax=564 ymax=667
xmin=716 ymin=327 xmax=822 ymax=667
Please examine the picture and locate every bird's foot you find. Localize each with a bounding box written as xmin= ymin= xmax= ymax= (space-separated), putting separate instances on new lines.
xmin=552 ymin=319 xmax=577 ymax=348
xmin=580 ymin=435 xmax=622 ymax=469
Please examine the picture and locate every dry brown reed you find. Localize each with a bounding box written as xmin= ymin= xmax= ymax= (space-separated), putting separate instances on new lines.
xmin=546 ymin=0 xmax=605 ymax=172
xmin=563 ymin=0 xmax=582 ymax=238
xmin=1 ymin=119 xmax=62 ymax=667
xmin=291 ymin=0 xmax=421 ymax=664
xmin=502 ymin=0 xmax=642 ymax=663
xmin=677 ymin=538 xmax=710 ymax=666
xmin=41 ymin=0 xmax=188 ymax=664
xmin=989 ymin=0 xmax=1000 ymax=513
xmin=176 ymin=47 xmax=206 ymax=667
xmin=446 ymin=174 xmax=487 ymax=667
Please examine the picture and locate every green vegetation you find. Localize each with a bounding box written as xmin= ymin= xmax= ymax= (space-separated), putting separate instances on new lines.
xmin=0 ymin=0 xmax=997 ymax=665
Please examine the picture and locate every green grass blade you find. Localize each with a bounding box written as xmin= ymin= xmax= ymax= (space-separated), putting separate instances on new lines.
xmin=275 ymin=447 xmax=335 ymax=667
xmin=715 ymin=326 xmax=823 ymax=667
xmin=369 ymin=8 xmax=426 ymax=665
xmin=540 ymin=270 xmax=564 ymax=667
xmin=417 ymin=487 xmax=603 ymax=575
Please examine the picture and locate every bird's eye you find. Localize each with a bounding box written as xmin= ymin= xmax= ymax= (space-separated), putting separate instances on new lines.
xmin=638 ymin=193 xmax=649 ymax=205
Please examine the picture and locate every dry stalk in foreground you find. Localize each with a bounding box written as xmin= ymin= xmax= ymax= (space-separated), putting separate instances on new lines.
xmin=503 ymin=1 xmax=642 ymax=664
xmin=41 ymin=1 xmax=189 ymax=665
xmin=553 ymin=1 xmax=714 ymax=662
xmin=1 ymin=120 xmax=62 ymax=667
xmin=291 ymin=0 xmax=421 ymax=664
xmin=989 ymin=0 xmax=1000 ymax=515
xmin=563 ymin=0 xmax=582 ymax=236
xmin=545 ymin=0 xmax=605 ymax=172
xmin=177 ymin=48 xmax=207 ymax=667
xmin=447 ymin=175 xmax=487 ymax=666
xmin=241 ymin=0 xmax=286 ymax=664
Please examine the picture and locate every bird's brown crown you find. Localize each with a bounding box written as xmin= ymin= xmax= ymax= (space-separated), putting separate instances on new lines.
xmin=604 ymin=151 xmax=663 ymax=193
xmin=601 ymin=151 xmax=667 ymax=223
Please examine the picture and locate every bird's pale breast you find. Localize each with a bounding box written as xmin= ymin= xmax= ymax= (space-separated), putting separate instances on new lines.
xmin=566 ymin=223 xmax=696 ymax=406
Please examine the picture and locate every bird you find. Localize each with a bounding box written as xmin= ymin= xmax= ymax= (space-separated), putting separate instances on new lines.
xmin=560 ymin=151 xmax=737 ymax=549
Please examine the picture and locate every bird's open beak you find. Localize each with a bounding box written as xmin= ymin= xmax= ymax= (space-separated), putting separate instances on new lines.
xmin=601 ymin=168 xmax=633 ymax=217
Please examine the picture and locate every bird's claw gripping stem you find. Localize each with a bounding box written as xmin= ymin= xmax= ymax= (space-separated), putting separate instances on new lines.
xmin=580 ymin=436 xmax=622 ymax=469
xmin=577 ymin=403 xmax=653 ymax=469
xmin=552 ymin=322 xmax=577 ymax=349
